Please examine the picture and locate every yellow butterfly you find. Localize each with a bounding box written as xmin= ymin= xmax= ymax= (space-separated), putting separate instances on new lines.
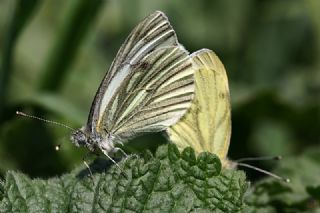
xmin=167 ymin=49 xmax=233 ymax=168
xmin=167 ymin=49 xmax=290 ymax=182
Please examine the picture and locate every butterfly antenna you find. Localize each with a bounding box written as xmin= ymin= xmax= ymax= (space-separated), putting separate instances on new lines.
xmin=16 ymin=111 xmax=75 ymax=131
xmin=236 ymin=156 xmax=282 ymax=163
xmin=237 ymin=162 xmax=290 ymax=183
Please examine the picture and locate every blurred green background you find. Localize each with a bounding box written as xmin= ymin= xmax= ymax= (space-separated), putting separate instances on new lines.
xmin=0 ymin=0 xmax=319 ymax=179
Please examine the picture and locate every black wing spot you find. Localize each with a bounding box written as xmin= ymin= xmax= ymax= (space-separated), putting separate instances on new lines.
xmin=140 ymin=61 xmax=150 ymax=70
xmin=219 ymin=92 xmax=225 ymax=99
xmin=130 ymin=61 xmax=150 ymax=71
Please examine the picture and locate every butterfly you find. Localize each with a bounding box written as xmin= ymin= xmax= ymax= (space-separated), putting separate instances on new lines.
xmin=167 ymin=49 xmax=233 ymax=168
xmin=166 ymin=50 xmax=291 ymax=183
xmin=70 ymin=11 xmax=195 ymax=162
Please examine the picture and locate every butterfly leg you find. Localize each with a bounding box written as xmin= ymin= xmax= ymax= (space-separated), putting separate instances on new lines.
xmin=113 ymin=145 xmax=139 ymax=160
xmin=83 ymin=160 xmax=93 ymax=177
xmin=113 ymin=147 xmax=140 ymax=162
xmin=113 ymin=147 xmax=128 ymax=158
xmin=102 ymin=149 xmax=119 ymax=166
xmin=101 ymin=148 xmax=128 ymax=178
xmin=82 ymin=152 xmax=95 ymax=183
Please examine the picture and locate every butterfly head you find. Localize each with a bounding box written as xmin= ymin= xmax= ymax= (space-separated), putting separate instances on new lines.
xmin=70 ymin=128 xmax=98 ymax=152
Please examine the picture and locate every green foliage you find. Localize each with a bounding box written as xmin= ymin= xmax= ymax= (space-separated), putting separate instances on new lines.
xmin=245 ymin=147 xmax=320 ymax=212
xmin=38 ymin=0 xmax=104 ymax=91
xmin=0 ymin=0 xmax=40 ymax=120
xmin=0 ymin=145 xmax=248 ymax=213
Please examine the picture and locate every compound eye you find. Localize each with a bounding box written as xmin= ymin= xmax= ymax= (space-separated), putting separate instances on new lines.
xmin=70 ymin=130 xmax=87 ymax=147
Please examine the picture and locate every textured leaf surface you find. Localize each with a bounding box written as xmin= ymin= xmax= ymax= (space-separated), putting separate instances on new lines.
xmin=0 ymin=144 xmax=248 ymax=213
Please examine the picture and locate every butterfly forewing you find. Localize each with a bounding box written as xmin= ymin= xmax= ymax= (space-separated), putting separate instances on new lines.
xmin=86 ymin=11 xmax=180 ymax=133
xmin=85 ymin=11 xmax=194 ymax=143
xmin=167 ymin=49 xmax=231 ymax=162
xmin=113 ymin=47 xmax=194 ymax=138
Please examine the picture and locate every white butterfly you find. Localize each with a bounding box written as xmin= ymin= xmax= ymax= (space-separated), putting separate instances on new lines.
xmin=70 ymin=11 xmax=194 ymax=162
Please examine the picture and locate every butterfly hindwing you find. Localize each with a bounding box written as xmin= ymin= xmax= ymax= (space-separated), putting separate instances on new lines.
xmin=167 ymin=49 xmax=231 ymax=163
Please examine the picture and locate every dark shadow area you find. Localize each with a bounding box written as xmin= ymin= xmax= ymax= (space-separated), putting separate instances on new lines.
xmin=76 ymin=158 xmax=113 ymax=179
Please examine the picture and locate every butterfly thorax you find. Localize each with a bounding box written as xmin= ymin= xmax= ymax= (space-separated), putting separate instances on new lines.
xmin=70 ymin=128 xmax=115 ymax=154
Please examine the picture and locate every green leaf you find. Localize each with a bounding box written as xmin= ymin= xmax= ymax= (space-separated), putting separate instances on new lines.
xmin=0 ymin=144 xmax=248 ymax=212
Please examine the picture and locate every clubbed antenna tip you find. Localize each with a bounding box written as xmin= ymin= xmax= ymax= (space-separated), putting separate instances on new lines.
xmin=237 ymin=162 xmax=290 ymax=183
xmin=236 ymin=155 xmax=283 ymax=163
xmin=16 ymin=110 xmax=75 ymax=131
